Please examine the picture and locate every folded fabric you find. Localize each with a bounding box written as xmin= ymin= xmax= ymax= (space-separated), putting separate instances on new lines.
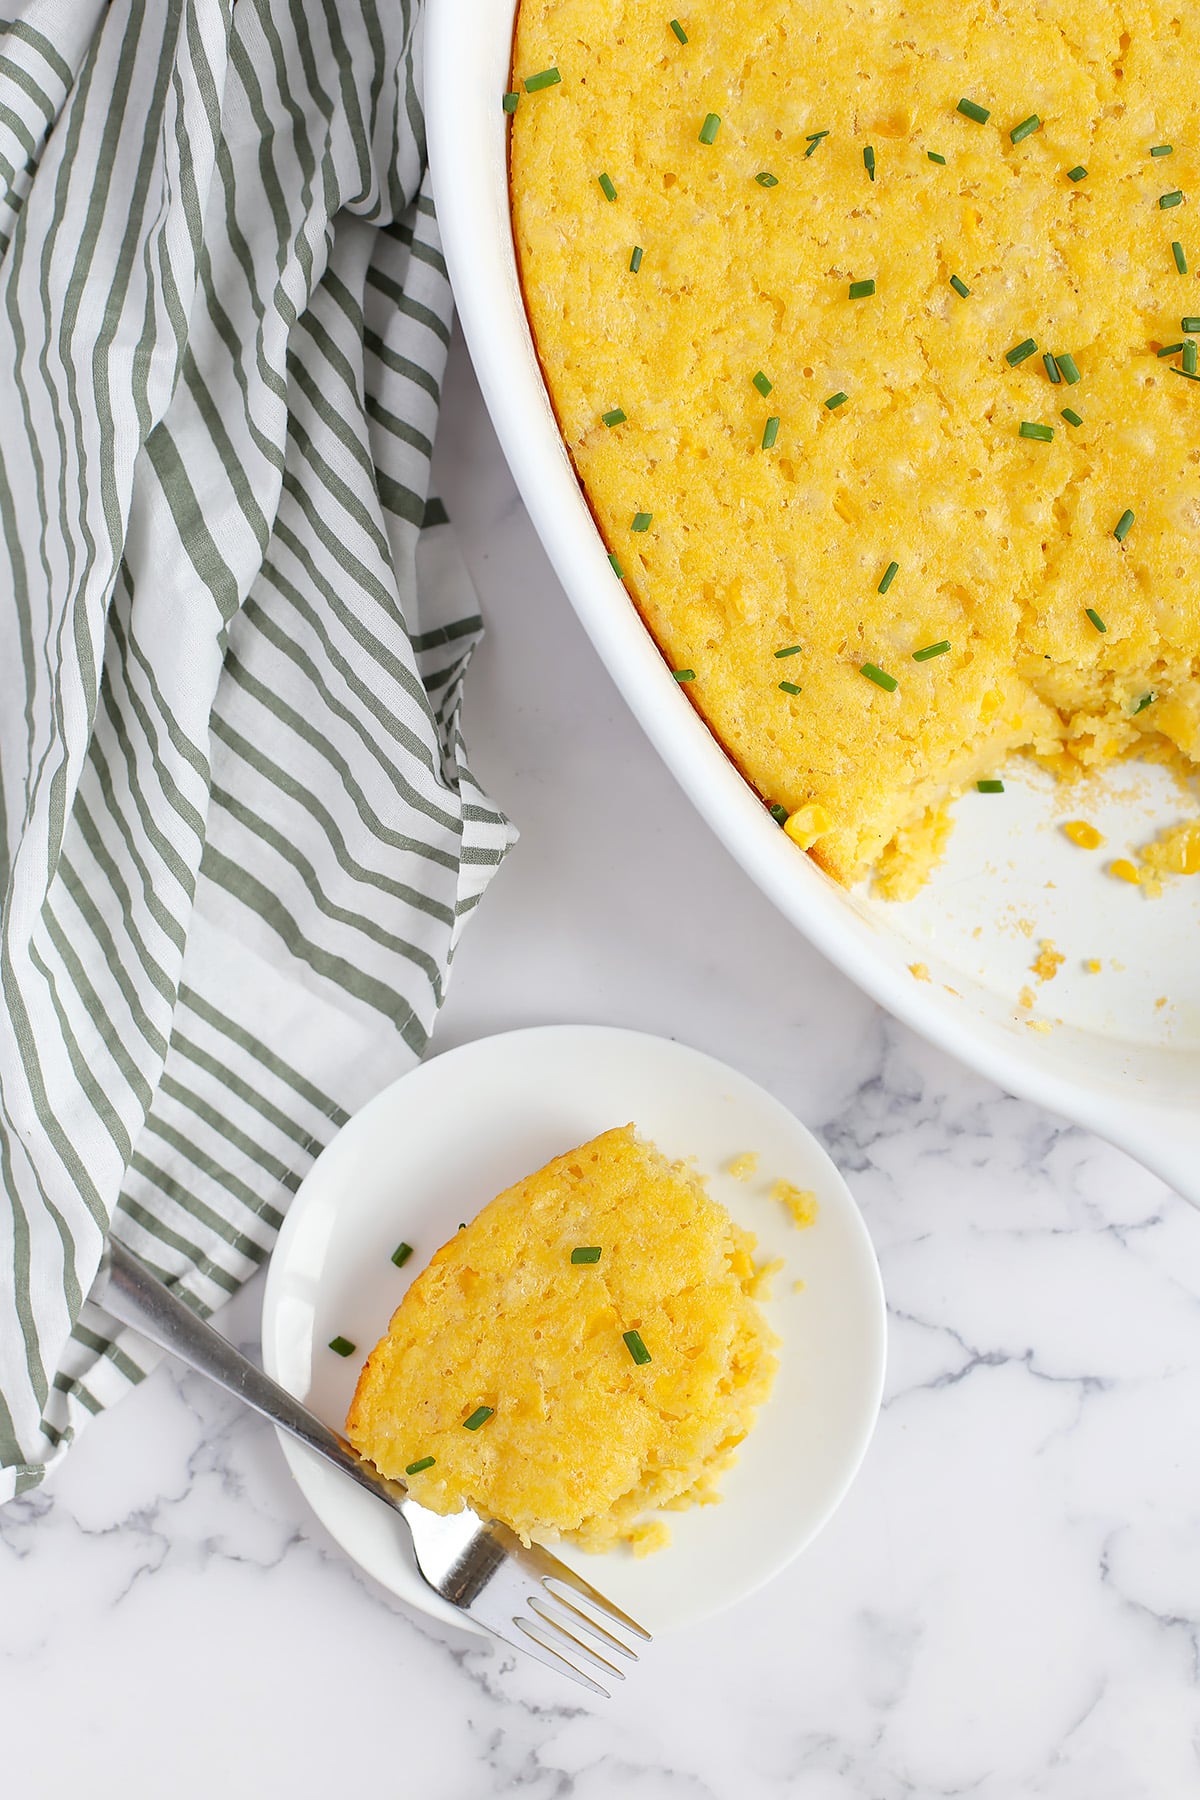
xmin=0 ymin=0 xmax=513 ymax=1501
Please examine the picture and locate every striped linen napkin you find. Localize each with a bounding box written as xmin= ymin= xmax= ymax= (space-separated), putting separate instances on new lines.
xmin=0 ymin=0 xmax=513 ymax=1502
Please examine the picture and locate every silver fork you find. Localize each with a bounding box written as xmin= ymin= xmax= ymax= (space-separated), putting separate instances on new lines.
xmin=92 ymin=1238 xmax=650 ymax=1696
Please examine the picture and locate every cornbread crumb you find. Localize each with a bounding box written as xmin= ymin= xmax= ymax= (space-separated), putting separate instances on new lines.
xmin=792 ymin=1279 xmax=807 ymax=1296
xmin=1016 ymin=919 xmax=1035 ymax=938
xmin=1018 ymin=986 xmax=1036 ymax=1010
xmin=1031 ymin=941 xmax=1065 ymax=983
xmin=1063 ymin=820 xmax=1104 ymax=851
xmin=771 ymin=1180 xmax=819 ymax=1230
xmin=1137 ymin=820 xmax=1200 ymax=888
xmin=346 ymin=1126 xmax=778 ymax=1552
xmin=750 ymin=1255 xmax=786 ymax=1300
xmin=908 ymin=961 xmax=931 ymax=982
xmin=1085 ymin=959 xmax=1102 ymax=974
xmin=629 ymin=1519 xmax=672 ymax=1558
xmin=1155 ymin=996 xmax=1168 ymax=1010
xmin=726 ymin=1151 xmax=758 ymax=1181
xmin=1026 ymin=1019 xmax=1054 ymax=1034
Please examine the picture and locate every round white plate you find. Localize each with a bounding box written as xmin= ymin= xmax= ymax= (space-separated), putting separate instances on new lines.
xmin=261 ymin=1024 xmax=886 ymax=1635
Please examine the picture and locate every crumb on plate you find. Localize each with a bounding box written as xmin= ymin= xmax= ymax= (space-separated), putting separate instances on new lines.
xmin=770 ymin=1180 xmax=819 ymax=1230
xmin=726 ymin=1151 xmax=758 ymax=1181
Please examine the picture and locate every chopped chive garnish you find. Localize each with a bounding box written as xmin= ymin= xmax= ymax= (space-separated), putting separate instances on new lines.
xmin=825 ymin=390 xmax=848 ymax=409
xmin=1044 ymin=353 xmax=1061 ymax=383
xmin=878 ymin=560 xmax=900 ymax=594
xmin=328 ymin=1335 xmax=356 ymax=1357
xmin=502 ymin=92 xmax=520 ymax=114
xmin=778 ymin=679 xmax=801 ymax=694
xmin=699 ymin=112 xmax=720 ymax=145
xmin=1173 ymin=241 xmax=1188 ymax=274
xmin=755 ymin=171 xmax=779 ymax=186
xmin=391 ymin=1241 xmax=413 ymax=1268
xmin=631 ymin=511 xmax=652 ymax=531
xmin=752 ymin=369 xmax=773 ymax=396
xmin=849 ymin=278 xmax=876 ymax=299
xmin=463 ymin=1405 xmax=494 ymax=1430
xmin=864 ymin=145 xmax=876 ymax=181
xmin=1114 ymin=509 xmax=1135 ymax=543
xmin=958 ymin=98 xmax=991 ymax=124
xmin=1151 ymin=144 xmax=1174 ymax=157
xmin=1067 ymin=165 xmax=1088 ymax=181
xmin=524 ymin=67 xmax=561 ymax=92
xmin=1020 ymin=421 xmax=1054 ymax=441
xmin=1160 ymin=190 xmax=1184 ymax=209
xmin=571 ymin=1246 xmax=602 ymax=1263
xmin=672 ymin=667 xmax=695 ymax=681
xmin=405 ymin=1456 xmax=436 ymax=1475
xmin=1186 ymin=341 xmax=1199 ymax=376
xmin=669 ymin=17 xmax=688 ymax=43
xmin=1010 ymin=114 xmax=1041 ymax=144
xmin=602 ymin=407 xmax=626 ymax=426
xmin=1085 ymin=607 xmax=1107 ymax=633
xmin=1006 ymin=337 xmax=1039 ymax=365
xmin=1171 ymin=366 xmax=1200 ymax=381
xmin=1061 ymin=408 xmax=1083 ymax=427
xmin=806 ymin=129 xmax=830 ymax=143
xmin=629 ymin=244 xmax=643 ymax=273
xmin=927 ymin=150 xmax=947 ymax=165
xmin=769 ymin=802 xmax=789 ymax=824
xmin=762 ymin=416 xmax=780 ymax=448
xmin=774 ymin=643 xmax=802 ymax=657
xmin=950 ymin=275 xmax=971 ymax=298
xmin=598 ymin=172 xmax=617 ymax=202
xmin=1057 ymin=353 xmax=1081 ymax=385
xmin=608 ymin=552 xmax=623 ymax=577
xmin=1132 ymin=691 xmax=1155 ymax=715
xmin=977 ymin=779 xmax=1005 ymax=793
xmin=1158 ymin=343 xmax=1186 ymax=357
xmin=913 ymin=640 xmax=951 ymax=661
xmin=1183 ymin=317 xmax=1200 ymax=333
xmin=623 ymin=1329 xmax=652 ymax=1365
xmin=861 ymin=662 xmax=898 ymax=692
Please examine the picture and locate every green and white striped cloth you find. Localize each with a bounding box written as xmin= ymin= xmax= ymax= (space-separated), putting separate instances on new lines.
xmin=0 ymin=0 xmax=512 ymax=1501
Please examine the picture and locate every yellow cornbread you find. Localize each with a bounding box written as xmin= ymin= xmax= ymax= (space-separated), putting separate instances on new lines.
xmin=345 ymin=1126 xmax=778 ymax=1551
xmin=510 ymin=0 xmax=1200 ymax=888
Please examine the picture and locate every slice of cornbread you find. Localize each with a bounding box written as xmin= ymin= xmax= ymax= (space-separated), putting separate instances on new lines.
xmin=345 ymin=1126 xmax=778 ymax=1550
xmin=510 ymin=0 xmax=1200 ymax=889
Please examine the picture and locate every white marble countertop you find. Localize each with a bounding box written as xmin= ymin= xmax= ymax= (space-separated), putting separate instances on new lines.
xmin=4 ymin=331 xmax=1200 ymax=1800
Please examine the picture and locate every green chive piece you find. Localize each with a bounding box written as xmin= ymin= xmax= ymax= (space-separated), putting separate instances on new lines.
xmin=608 ymin=552 xmax=623 ymax=577
xmin=623 ymin=1329 xmax=652 ymax=1365
xmin=1006 ymin=338 xmax=1039 ymax=366
xmin=778 ymin=679 xmax=801 ymax=694
xmin=977 ymin=779 xmax=1005 ymax=793
xmin=1171 ymin=366 xmax=1200 ymax=381
xmin=1020 ymin=421 xmax=1054 ymax=441
xmin=1186 ymin=341 xmax=1199 ymax=375
xmin=762 ymin=416 xmax=780 ymax=448
xmin=849 ymin=278 xmax=876 ymax=299
xmin=861 ymin=662 xmax=898 ymax=692
xmin=669 ymin=17 xmax=688 ymax=43
xmin=950 ymin=274 xmax=971 ymax=297
xmin=405 ymin=1456 xmax=436 ymax=1475
xmin=755 ymin=170 xmax=779 ymax=186
xmin=769 ymin=802 xmax=789 ymax=824
xmin=1067 ymin=165 xmax=1088 ymax=181
xmin=1183 ymin=317 xmax=1200 ymax=333
xmin=673 ymin=667 xmax=695 ymax=681
xmin=825 ymin=390 xmax=849 ymax=409
xmin=1085 ymin=607 xmax=1107 ymax=633
xmin=913 ymin=640 xmax=951 ymax=661
xmin=502 ymin=92 xmax=520 ymax=114
xmin=1010 ymin=114 xmax=1041 ymax=144
xmin=1132 ymin=691 xmax=1155 ymax=715
xmin=1173 ymin=241 xmax=1188 ymax=274
xmin=864 ymin=145 xmax=876 ymax=181
xmin=806 ymin=129 xmax=830 ymax=143
xmin=602 ymin=407 xmax=626 ymax=426
xmin=958 ymin=98 xmax=991 ymax=124
xmin=927 ymin=150 xmax=947 ymax=165
xmin=753 ymin=369 xmax=773 ymax=396
xmin=598 ymin=172 xmax=617 ymax=202
xmin=1061 ymin=408 xmax=1083 ymax=427
xmin=1151 ymin=144 xmax=1174 ymax=157
xmin=1044 ymin=353 xmax=1061 ymax=383
xmin=328 ymin=1336 xmax=356 ymax=1357
xmin=1157 ymin=342 xmax=1185 ymax=357
xmin=629 ymin=244 xmax=644 ymax=273
xmin=774 ymin=643 xmax=802 ymax=657
xmin=524 ymin=67 xmax=561 ymax=92
xmin=571 ymin=1246 xmax=602 ymax=1263
xmin=878 ymin=560 xmax=900 ymax=594
xmin=631 ymin=511 xmax=652 ymax=531
xmin=699 ymin=112 xmax=721 ymax=145
xmin=1160 ymin=190 xmax=1184 ymax=209
xmin=391 ymin=1241 xmax=413 ymax=1268
xmin=463 ymin=1405 xmax=494 ymax=1430
xmin=1114 ymin=509 xmax=1135 ymax=543
xmin=1057 ymin=353 xmax=1081 ymax=385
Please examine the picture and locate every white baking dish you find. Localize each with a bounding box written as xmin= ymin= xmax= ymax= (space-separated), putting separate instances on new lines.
xmin=425 ymin=0 xmax=1200 ymax=1204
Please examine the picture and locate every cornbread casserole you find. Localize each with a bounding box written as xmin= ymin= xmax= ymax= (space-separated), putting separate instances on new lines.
xmin=346 ymin=1127 xmax=778 ymax=1551
xmin=508 ymin=0 xmax=1200 ymax=891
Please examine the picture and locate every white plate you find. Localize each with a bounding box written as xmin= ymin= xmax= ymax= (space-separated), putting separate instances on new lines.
xmin=261 ymin=1024 xmax=886 ymax=1635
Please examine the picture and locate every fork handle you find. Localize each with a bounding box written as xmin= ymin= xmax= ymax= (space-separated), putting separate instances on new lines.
xmin=94 ymin=1237 xmax=410 ymax=1517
